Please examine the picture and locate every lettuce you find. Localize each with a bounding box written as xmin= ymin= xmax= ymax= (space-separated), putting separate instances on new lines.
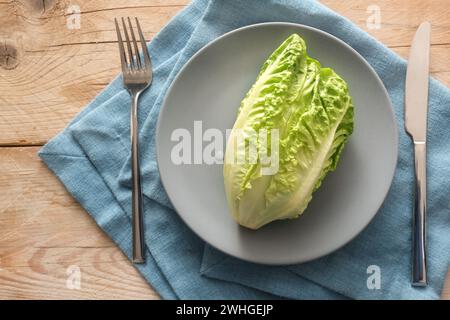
xmin=223 ymin=34 xmax=354 ymax=229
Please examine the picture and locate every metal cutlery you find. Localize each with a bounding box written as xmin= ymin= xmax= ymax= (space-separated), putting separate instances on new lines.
xmin=115 ymin=17 xmax=153 ymax=264
xmin=404 ymin=21 xmax=431 ymax=286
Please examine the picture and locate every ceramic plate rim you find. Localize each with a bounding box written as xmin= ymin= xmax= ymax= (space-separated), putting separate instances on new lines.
xmin=156 ymin=22 xmax=398 ymax=265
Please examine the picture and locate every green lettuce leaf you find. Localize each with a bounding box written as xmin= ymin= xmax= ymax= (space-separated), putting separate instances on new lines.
xmin=224 ymin=34 xmax=354 ymax=229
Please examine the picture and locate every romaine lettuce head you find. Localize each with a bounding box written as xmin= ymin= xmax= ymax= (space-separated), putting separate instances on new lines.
xmin=223 ymin=34 xmax=354 ymax=229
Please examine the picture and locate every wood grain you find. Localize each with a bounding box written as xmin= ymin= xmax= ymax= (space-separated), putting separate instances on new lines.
xmin=0 ymin=0 xmax=449 ymax=300
xmin=0 ymin=0 xmax=449 ymax=145
xmin=0 ymin=147 xmax=158 ymax=299
xmin=0 ymin=0 xmax=190 ymax=146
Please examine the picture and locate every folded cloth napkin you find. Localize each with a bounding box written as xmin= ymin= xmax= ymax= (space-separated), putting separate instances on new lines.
xmin=39 ymin=0 xmax=450 ymax=299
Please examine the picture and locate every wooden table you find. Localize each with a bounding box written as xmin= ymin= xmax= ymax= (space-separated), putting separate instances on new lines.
xmin=0 ymin=0 xmax=449 ymax=300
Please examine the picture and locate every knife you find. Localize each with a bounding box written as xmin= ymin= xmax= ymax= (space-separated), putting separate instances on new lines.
xmin=404 ymin=21 xmax=431 ymax=287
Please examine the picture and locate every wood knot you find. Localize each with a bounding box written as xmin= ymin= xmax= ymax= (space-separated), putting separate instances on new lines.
xmin=0 ymin=41 xmax=19 ymax=70
xmin=12 ymin=0 xmax=62 ymax=16
xmin=28 ymin=0 xmax=58 ymax=14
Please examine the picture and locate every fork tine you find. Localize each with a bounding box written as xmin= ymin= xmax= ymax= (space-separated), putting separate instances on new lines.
xmin=114 ymin=18 xmax=128 ymax=72
xmin=121 ymin=17 xmax=135 ymax=69
xmin=135 ymin=17 xmax=151 ymax=69
xmin=128 ymin=17 xmax=142 ymax=68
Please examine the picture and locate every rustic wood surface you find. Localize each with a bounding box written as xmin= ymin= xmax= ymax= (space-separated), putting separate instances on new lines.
xmin=0 ymin=0 xmax=449 ymax=300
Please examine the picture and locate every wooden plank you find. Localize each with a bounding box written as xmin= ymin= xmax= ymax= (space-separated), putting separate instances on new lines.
xmin=0 ymin=0 xmax=190 ymax=146
xmin=0 ymin=0 xmax=449 ymax=145
xmin=0 ymin=247 xmax=159 ymax=299
xmin=444 ymin=275 xmax=450 ymax=300
xmin=322 ymin=0 xmax=450 ymax=83
xmin=0 ymin=147 xmax=449 ymax=299
xmin=0 ymin=0 xmax=449 ymax=300
xmin=0 ymin=147 xmax=159 ymax=299
xmin=323 ymin=0 xmax=450 ymax=47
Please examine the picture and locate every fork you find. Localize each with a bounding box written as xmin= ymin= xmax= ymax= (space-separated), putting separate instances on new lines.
xmin=115 ymin=17 xmax=152 ymax=264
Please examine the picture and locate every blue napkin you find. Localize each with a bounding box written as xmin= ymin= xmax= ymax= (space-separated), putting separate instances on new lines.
xmin=39 ymin=0 xmax=450 ymax=299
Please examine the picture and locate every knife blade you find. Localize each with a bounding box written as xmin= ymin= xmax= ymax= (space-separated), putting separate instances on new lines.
xmin=404 ymin=21 xmax=431 ymax=287
xmin=405 ymin=22 xmax=431 ymax=142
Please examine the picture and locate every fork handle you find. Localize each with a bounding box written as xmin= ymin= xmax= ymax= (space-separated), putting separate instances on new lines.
xmin=131 ymin=93 xmax=145 ymax=264
xmin=412 ymin=142 xmax=427 ymax=286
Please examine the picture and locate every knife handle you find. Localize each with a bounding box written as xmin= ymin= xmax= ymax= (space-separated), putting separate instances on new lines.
xmin=412 ymin=142 xmax=427 ymax=286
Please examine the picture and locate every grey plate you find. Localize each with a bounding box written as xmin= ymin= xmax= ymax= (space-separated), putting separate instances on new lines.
xmin=156 ymin=22 xmax=398 ymax=265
